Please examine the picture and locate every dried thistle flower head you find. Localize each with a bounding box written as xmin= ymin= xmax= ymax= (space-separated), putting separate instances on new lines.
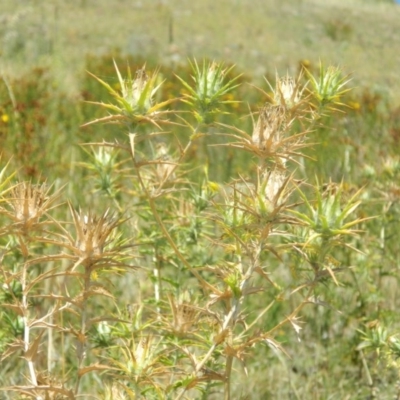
xmin=132 ymin=335 xmax=156 ymax=373
xmin=260 ymin=167 xmax=289 ymax=207
xmin=5 ymin=181 xmax=56 ymax=232
xmin=131 ymin=67 xmax=151 ymax=110
xmin=263 ymin=72 xmax=306 ymax=111
xmin=155 ymin=142 xmax=176 ymax=182
xmin=69 ymin=204 xmax=118 ymax=262
xmin=219 ymin=102 xmax=309 ymax=166
xmin=275 ymin=74 xmax=302 ymax=108
xmin=168 ymin=294 xmax=198 ymax=335
xmin=252 ymin=104 xmax=289 ymax=156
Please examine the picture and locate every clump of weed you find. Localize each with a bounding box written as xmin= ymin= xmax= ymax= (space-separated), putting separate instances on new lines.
xmin=1 ymin=57 xmax=394 ymax=399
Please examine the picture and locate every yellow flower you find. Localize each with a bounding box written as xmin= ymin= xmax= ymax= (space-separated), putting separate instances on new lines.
xmin=348 ymin=101 xmax=361 ymax=111
xmin=1 ymin=114 xmax=9 ymax=123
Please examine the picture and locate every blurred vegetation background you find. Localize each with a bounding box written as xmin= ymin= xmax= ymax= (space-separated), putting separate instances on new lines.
xmin=0 ymin=0 xmax=399 ymax=99
xmin=1 ymin=0 xmax=400 ymax=399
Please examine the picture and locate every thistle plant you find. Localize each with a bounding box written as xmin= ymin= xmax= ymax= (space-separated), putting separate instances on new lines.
xmin=0 ymin=176 xmax=130 ymax=398
xmin=77 ymin=146 xmax=127 ymax=208
xmin=306 ymin=62 xmax=352 ymax=112
xmin=264 ymin=72 xmax=307 ymax=111
xmin=83 ymin=60 xmax=175 ymax=129
xmin=75 ymin=59 xmax=363 ymax=400
xmin=0 ymin=181 xmax=62 ymax=399
xmin=356 ymin=323 xmax=400 ymax=399
xmin=175 ymin=60 xmax=241 ymax=124
xmin=0 ymin=58 xmax=368 ymax=399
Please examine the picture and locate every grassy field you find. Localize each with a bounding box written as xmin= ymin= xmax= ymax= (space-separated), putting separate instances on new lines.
xmin=1 ymin=0 xmax=400 ymax=100
xmin=1 ymin=1 xmax=400 ymax=399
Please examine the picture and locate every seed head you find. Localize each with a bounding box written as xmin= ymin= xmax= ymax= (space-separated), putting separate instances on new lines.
xmin=261 ymin=167 xmax=288 ymax=207
xmin=130 ymin=67 xmax=151 ymax=110
xmin=275 ymin=75 xmax=301 ymax=108
xmin=252 ymin=105 xmax=288 ymax=154
xmin=69 ymin=204 xmax=118 ymax=261
xmin=168 ymin=294 xmax=198 ymax=335
xmin=5 ymin=181 xmax=55 ymax=232
xmin=155 ymin=142 xmax=175 ymax=182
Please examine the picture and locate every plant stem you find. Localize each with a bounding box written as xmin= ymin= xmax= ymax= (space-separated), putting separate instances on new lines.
xmin=22 ymin=266 xmax=40 ymax=389
xmin=224 ymin=355 xmax=233 ymax=400
xmin=153 ymin=245 xmax=162 ymax=318
xmin=74 ymin=265 xmax=91 ymax=395
xmin=18 ymin=232 xmax=42 ymax=400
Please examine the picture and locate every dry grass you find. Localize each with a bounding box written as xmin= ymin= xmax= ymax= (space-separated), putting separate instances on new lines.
xmin=0 ymin=0 xmax=400 ymax=100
